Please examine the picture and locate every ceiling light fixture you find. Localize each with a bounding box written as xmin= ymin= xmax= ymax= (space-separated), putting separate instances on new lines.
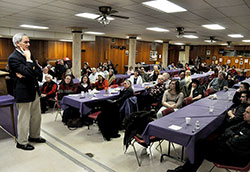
xmin=154 ymin=40 xmax=163 ymax=43
xmin=20 ymin=24 xmax=49 ymax=29
xmin=174 ymin=42 xmax=185 ymax=45
xmin=202 ymin=24 xmax=225 ymax=30
xmin=204 ymin=40 xmax=216 ymax=43
xmin=146 ymin=27 xmax=169 ymax=32
xmin=59 ymin=39 xmax=72 ymax=42
xmin=183 ymin=35 xmax=198 ymax=39
xmin=142 ymin=0 xmax=187 ymax=13
xmin=84 ymin=31 xmax=104 ymax=35
xmin=228 ymin=34 xmax=244 ymax=38
xmin=242 ymin=40 xmax=250 ymax=42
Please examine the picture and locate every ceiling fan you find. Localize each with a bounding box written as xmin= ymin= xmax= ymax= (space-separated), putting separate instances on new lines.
xmin=176 ymin=27 xmax=197 ymax=38
xmin=95 ymin=6 xmax=129 ymax=25
xmin=204 ymin=36 xmax=221 ymax=43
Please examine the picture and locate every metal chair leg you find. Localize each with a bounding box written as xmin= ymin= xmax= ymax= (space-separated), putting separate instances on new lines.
xmin=131 ymin=140 xmax=141 ymax=166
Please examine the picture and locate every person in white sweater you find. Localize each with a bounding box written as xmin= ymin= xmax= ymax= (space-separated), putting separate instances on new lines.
xmin=129 ymin=70 xmax=143 ymax=85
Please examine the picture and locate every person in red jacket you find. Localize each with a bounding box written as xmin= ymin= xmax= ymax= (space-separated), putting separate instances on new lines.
xmin=40 ymin=74 xmax=57 ymax=113
xmin=93 ymin=72 xmax=109 ymax=90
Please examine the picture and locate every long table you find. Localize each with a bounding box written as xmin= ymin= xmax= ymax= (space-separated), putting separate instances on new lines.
xmin=0 ymin=95 xmax=18 ymax=140
xmin=171 ymin=71 xmax=214 ymax=80
xmin=142 ymin=88 xmax=235 ymax=164
xmin=60 ymin=84 xmax=147 ymax=116
xmin=233 ymin=77 xmax=250 ymax=88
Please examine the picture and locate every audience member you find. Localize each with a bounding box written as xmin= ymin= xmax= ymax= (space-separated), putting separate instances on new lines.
xmin=232 ymin=82 xmax=250 ymax=107
xmin=187 ymin=79 xmax=203 ymax=102
xmin=77 ymin=75 xmax=91 ymax=93
xmin=106 ymin=69 xmax=116 ymax=86
xmin=129 ymin=70 xmax=143 ymax=85
xmin=207 ymin=72 xmax=228 ymax=92
xmin=156 ymin=80 xmax=184 ymax=118
xmin=89 ymin=68 xmax=98 ymax=84
xmin=93 ymin=72 xmax=109 ymax=90
xmin=40 ymin=74 xmax=57 ymax=113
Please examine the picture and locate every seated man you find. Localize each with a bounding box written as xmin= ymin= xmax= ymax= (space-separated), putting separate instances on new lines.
xmin=207 ymin=72 xmax=228 ymax=92
xmin=225 ymin=91 xmax=250 ymax=127
xmin=167 ymin=106 xmax=250 ymax=172
xmin=232 ymin=82 xmax=249 ymax=107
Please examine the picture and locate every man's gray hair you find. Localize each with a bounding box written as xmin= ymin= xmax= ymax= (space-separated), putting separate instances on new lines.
xmin=12 ymin=33 xmax=27 ymax=47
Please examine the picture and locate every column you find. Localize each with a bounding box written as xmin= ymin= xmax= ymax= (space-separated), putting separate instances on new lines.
xmin=162 ymin=41 xmax=169 ymax=70
xmin=128 ymin=36 xmax=137 ymax=70
xmin=72 ymin=28 xmax=82 ymax=79
xmin=185 ymin=45 xmax=190 ymax=64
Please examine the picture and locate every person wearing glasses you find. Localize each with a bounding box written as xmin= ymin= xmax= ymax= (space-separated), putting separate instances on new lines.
xmin=8 ymin=33 xmax=45 ymax=151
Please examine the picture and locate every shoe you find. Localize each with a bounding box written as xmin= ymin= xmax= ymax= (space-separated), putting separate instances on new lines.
xmin=167 ymin=166 xmax=184 ymax=172
xmin=28 ymin=137 xmax=46 ymax=143
xmin=16 ymin=143 xmax=34 ymax=151
xmin=111 ymin=133 xmax=121 ymax=138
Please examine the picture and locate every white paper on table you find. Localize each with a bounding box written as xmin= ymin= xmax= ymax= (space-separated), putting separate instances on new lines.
xmin=68 ymin=94 xmax=79 ymax=97
xmin=91 ymin=97 xmax=98 ymax=100
xmin=168 ymin=125 xmax=182 ymax=131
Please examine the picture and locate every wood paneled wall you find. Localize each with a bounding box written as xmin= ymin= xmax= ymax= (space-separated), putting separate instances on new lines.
xmin=1 ymin=36 xmax=250 ymax=74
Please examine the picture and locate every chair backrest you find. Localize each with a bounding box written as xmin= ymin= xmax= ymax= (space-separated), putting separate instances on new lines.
xmin=184 ymin=97 xmax=193 ymax=105
xmin=56 ymin=92 xmax=61 ymax=108
xmin=110 ymin=84 xmax=119 ymax=88
xmin=214 ymin=161 xmax=250 ymax=172
xmin=162 ymin=107 xmax=174 ymax=116
xmin=204 ymin=88 xmax=215 ymax=97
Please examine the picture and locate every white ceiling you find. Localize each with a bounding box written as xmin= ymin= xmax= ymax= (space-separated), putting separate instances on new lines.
xmin=0 ymin=0 xmax=250 ymax=45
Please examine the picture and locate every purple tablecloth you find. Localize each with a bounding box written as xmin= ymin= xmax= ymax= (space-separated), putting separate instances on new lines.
xmin=0 ymin=95 xmax=18 ymax=136
xmin=142 ymin=89 xmax=235 ymax=164
xmin=61 ymin=85 xmax=147 ymax=116
xmin=172 ymin=71 xmax=214 ymax=80
xmin=161 ymin=69 xmax=182 ymax=76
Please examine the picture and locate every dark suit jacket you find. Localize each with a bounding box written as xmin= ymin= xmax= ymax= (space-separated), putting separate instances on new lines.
xmin=8 ymin=49 xmax=42 ymax=103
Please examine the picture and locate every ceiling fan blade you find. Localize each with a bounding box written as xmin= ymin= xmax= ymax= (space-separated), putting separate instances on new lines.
xmin=110 ymin=14 xmax=129 ymax=19
xmin=94 ymin=15 xmax=102 ymax=20
xmin=109 ymin=14 xmax=129 ymax=19
xmin=184 ymin=31 xmax=197 ymax=34
xmin=109 ymin=10 xmax=118 ymax=14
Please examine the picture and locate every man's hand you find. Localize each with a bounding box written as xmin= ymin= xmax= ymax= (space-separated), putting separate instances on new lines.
xmin=16 ymin=73 xmax=24 ymax=78
xmin=20 ymin=47 xmax=31 ymax=61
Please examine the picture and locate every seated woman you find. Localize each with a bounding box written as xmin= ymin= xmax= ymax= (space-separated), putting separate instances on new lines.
xmin=187 ymin=79 xmax=203 ymax=102
xmin=92 ymin=72 xmax=109 ymax=90
xmin=185 ymin=70 xmax=192 ymax=87
xmin=77 ymin=74 xmax=91 ymax=93
xmin=40 ymin=74 xmax=57 ymax=113
xmin=128 ymin=70 xmax=143 ymax=85
xmin=58 ymin=74 xmax=78 ymax=100
xmin=156 ymin=80 xmax=184 ymax=118
xmin=106 ymin=69 xmax=116 ymax=86
xmin=127 ymin=66 xmax=134 ymax=75
xmin=97 ymin=80 xmax=134 ymax=141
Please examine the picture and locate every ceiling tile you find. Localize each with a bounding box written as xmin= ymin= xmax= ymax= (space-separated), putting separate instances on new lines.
xmin=193 ymin=8 xmax=226 ymax=19
xmin=168 ymin=0 xmax=212 ymax=10
xmin=218 ymin=5 xmax=250 ymax=17
xmin=204 ymin=0 xmax=245 ymax=8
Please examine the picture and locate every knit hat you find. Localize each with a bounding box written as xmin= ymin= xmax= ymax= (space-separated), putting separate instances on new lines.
xmin=98 ymin=72 xmax=105 ymax=79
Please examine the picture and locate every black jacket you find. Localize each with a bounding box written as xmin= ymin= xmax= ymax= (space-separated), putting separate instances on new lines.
xmin=8 ymin=49 xmax=42 ymax=103
xmin=221 ymin=121 xmax=250 ymax=158
xmin=116 ymin=87 xmax=134 ymax=107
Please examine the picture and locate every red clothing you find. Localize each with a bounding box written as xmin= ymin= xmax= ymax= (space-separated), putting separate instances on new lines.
xmin=59 ymin=84 xmax=78 ymax=93
xmin=93 ymin=79 xmax=109 ymax=90
xmin=40 ymin=81 xmax=57 ymax=97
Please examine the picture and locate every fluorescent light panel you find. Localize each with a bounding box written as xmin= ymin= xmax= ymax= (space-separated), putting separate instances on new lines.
xmin=183 ymin=35 xmax=198 ymax=39
xmin=220 ymin=43 xmax=227 ymax=45
xmin=142 ymin=0 xmax=187 ymax=13
xmin=84 ymin=31 xmax=104 ymax=35
xmin=20 ymin=24 xmax=49 ymax=29
xmin=228 ymin=34 xmax=243 ymax=38
xmin=59 ymin=39 xmax=72 ymax=42
xmin=242 ymin=40 xmax=250 ymax=42
xmin=204 ymin=40 xmax=216 ymax=43
xmin=75 ymin=13 xmax=114 ymax=20
xmin=174 ymin=42 xmax=184 ymax=45
xmin=154 ymin=40 xmax=163 ymax=43
xmin=202 ymin=24 xmax=225 ymax=30
xmin=146 ymin=27 xmax=169 ymax=32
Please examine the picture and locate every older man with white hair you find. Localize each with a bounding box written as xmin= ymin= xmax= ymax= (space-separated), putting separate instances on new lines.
xmin=89 ymin=67 xmax=99 ymax=84
xmin=8 ymin=33 xmax=46 ymax=151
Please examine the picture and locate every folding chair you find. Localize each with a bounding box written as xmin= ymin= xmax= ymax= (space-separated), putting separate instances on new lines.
xmin=87 ymin=110 xmax=101 ymax=129
xmin=129 ymin=135 xmax=162 ymax=166
xmin=54 ymin=92 xmax=62 ymax=121
xmin=110 ymin=84 xmax=119 ymax=88
xmin=209 ymin=162 xmax=250 ymax=172
xmin=184 ymin=97 xmax=193 ymax=106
